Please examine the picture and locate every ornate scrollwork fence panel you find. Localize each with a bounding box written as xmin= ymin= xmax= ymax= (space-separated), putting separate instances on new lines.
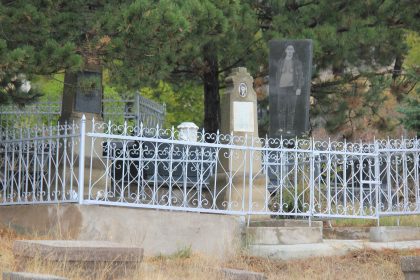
xmin=377 ymin=138 xmax=420 ymax=216
xmin=84 ymin=119 xmax=419 ymax=219
xmin=85 ymin=121 xmax=250 ymax=214
xmin=249 ymin=138 xmax=382 ymax=219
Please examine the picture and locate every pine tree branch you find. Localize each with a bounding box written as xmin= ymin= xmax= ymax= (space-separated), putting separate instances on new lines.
xmin=217 ymin=37 xmax=264 ymax=75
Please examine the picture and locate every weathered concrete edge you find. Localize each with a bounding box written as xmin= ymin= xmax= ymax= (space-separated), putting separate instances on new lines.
xmin=370 ymin=226 xmax=420 ymax=242
xmin=246 ymin=226 xmax=323 ymax=245
xmin=323 ymin=227 xmax=370 ymax=240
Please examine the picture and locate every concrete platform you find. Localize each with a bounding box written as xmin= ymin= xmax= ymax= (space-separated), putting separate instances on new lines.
xmin=248 ymin=239 xmax=420 ymax=260
xmin=0 ymin=204 xmax=242 ymax=258
xmin=370 ymin=226 xmax=420 ymax=242
xmin=247 ymin=226 xmax=323 ymax=245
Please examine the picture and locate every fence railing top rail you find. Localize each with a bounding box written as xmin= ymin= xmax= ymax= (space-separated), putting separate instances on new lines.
xmin=87 ymin=120 xmax=419 ymax=153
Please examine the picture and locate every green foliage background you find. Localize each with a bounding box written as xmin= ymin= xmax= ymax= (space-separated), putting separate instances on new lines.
xmin=1 ymin=0 xmax=419 ymax=137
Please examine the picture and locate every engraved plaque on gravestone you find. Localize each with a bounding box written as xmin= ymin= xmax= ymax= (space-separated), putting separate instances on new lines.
xmin=74 ymin=71 xmax=102 ymax=114
xmin=269 ymin=40 xmax=312 ymax=138
xmin=233 ymin=101 xmax=254 ymax=132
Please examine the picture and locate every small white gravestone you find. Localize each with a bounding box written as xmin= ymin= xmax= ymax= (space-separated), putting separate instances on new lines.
xmin=177 ymin=122 xmax=199 ymax=142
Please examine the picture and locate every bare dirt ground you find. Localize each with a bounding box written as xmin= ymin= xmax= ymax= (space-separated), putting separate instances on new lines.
xmin=1 ymin=227 xmax=419 ymax=280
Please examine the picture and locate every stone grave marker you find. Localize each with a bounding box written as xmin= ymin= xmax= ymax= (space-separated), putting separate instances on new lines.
xmin=269 ymin=40 xmax=312 ymax=138
xmin=219 ymin=268 xmax=267 ymax=280
xmin=217 ymin=67 xmax=267 ymax=213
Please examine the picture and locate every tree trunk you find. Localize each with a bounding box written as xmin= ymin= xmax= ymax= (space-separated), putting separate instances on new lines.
xmin=391 ymin=55 xmax=405 ymax=102
xmin=203 ymin=45 xmax=220 ymax=135
xmin=392 ymin=55 xmax=404 ymax=81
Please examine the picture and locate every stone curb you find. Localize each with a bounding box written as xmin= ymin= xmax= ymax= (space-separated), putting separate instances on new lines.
xmin=220 ymin=268 xmax=267 ymax=280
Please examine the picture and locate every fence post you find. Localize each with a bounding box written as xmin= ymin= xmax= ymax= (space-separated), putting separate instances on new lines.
xmin=135 ymin=92 xmax=140 ymax=128
xmin=374 ymin=139 xmax=381 ymax=224
xmin=78 ymin=115 xmax=86 ymax=204
xmin=309 ymin=138 xmax=315 ymax=224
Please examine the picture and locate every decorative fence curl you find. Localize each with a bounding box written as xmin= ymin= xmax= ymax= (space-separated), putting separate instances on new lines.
xmin=82 ymin=120 xmax=420 ymax=219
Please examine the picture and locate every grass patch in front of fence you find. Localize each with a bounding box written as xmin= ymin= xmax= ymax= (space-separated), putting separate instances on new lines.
xmin=1 ymin=226 xmax=420 ymax=279
xmin=330 ymin=215 xmax=420 ymax=227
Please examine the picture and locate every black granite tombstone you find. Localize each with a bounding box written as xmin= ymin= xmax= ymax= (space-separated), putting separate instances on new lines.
xmin=269 ymin=40 xmax=312 ymax=138
xmin=74 ymin=71 xmax=102 ymax=114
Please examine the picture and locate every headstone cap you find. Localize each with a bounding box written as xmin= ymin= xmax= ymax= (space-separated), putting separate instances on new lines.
xmin=177 ymin=122 xmax=199 ymax=129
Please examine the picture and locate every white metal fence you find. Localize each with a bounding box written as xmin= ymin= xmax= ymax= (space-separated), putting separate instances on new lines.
xmin=1 ymin=118 xmax=419 ymax=220
xmin=0 ymin=102 xmax=61 ymax=126
xmin=0 ymin=92 xmax=166 ymax=128
xmin=0 ymin=123 xmax=80 ymax=204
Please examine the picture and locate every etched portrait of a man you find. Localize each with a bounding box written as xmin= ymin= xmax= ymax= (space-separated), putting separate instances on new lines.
xmin=275 ymin=45 xmax=303 ymax=134
xmin=269 ymin=40 xmax=312 ymax=138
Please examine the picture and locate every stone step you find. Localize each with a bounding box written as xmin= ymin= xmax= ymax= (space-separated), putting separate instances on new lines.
xmin=400 ymin=256 xmax=420 ymax=280
xmin=246 ymin=226 xmax=323 ymax=245
xmin=248 ymin=240 xmax=420 ymax=261
xmin=249 ymin=219 xmax=322 ymax=228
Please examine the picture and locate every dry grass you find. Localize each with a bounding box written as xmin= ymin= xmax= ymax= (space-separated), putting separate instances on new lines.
xmin=332 ymin=215 xmax=420 ymax=227
xmin=0 ymin=226 xmax=418 ymax=280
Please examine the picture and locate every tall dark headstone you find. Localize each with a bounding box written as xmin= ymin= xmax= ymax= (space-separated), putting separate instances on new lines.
xmin=269 ymin=40 xmax=312 ymax=138
xmin=59 ymin=64 xmax=105 ymax=195
xmin=60 ymin=65 xmax=103 ymax=123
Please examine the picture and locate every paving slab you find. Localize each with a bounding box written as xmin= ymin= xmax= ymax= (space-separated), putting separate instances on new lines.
xmin=13 ymin=240 xmax=143 ymax=279
xmin=220 ymin=268 xmax=267 ymax=280
xmin=247 ymin=226 xmax=323 ymax=245
xmin=370 ymin=227 xmax=420 ymax=242
xmin=3 ymin=272 xmax=67 ymax=280
xmin=248 ymin=239 xmax=420 ymax=260
xmin=13 ymin=240 xmax=143 ymax=262
xmin=401 ymin=256 xmax=420 ymax=280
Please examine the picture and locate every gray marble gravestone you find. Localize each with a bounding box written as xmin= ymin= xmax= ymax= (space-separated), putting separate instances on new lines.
xmin=269 ymin=40 xmax=312 ymax=138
